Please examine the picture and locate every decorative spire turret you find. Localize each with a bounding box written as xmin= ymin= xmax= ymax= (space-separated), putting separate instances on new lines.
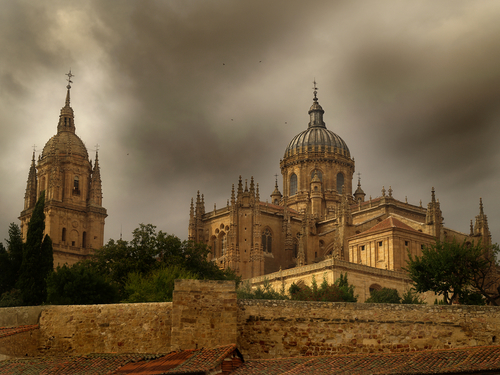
xmin=270 ymin=174 xmax=282 ymax=205
xmin=308 ymin=80 xmax=326 ymax=128
xmin=89 ymin=149 xmax=103 ymax=206
xmin=57 ymin=70 xmax=76 ymax=134
xmin=353 ymin=173 xmax=365 ymax=203
xmin=23 ymin=150 xmax=38 ymax=210
xmin=474 ymin=198 xmax=491 ymax=244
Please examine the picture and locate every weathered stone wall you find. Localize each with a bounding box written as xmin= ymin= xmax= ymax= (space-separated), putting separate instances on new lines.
xmin=38 ymin=303 xmax=172 ymax=356
xmin=0 ymin=306 xmax=43 ymax=327
xmin=171 ymin=279 xmax=237 ymax=351
xmin=237 ymin=300 xmax=500 ymax=359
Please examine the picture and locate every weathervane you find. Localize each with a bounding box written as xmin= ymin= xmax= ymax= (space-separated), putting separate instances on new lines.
xmin=94 ymin=143 xmax=100 ymax=153
xmin=66 ymin=69 xmax=74 ymax=89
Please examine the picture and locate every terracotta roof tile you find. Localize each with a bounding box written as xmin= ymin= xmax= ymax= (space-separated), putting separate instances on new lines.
xmin=359 ymin=216 xmax=418 ymax=236
xmin=232 ymin=345 xmax=500 ymax=374
xmin=0 ymin=324 xmax=39 ymax=338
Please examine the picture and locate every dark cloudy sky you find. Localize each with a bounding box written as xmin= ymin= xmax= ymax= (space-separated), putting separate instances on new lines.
xmin=1 ymin=0 xmax=500 ymax=245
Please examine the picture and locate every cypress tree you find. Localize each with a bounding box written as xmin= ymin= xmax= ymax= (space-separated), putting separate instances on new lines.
xmin=17 ymin=191 xmax=54 ymax=305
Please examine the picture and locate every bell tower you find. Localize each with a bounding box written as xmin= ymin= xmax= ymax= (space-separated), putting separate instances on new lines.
xmin=19 ymin=71 xmax=107 ymax=266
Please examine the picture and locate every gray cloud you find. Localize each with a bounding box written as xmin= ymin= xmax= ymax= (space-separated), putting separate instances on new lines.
xmin=1 ymin=0 xmax=499 ymax=245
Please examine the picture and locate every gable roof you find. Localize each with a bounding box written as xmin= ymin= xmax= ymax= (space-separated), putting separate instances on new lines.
xmin=359 ymin=216 xmax=419 ymax=236
xmin=232 ymin=345 xmax=500 ymax=374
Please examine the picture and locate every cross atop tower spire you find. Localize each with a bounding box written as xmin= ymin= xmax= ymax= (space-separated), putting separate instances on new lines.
xmin=313 ymin=79 xmax=318 ymax=101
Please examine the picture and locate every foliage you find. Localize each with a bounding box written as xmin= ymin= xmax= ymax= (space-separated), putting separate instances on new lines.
xmin=365 ymin=288 xmax=401 ymax=304
xmin=0 ymin=289 xmax=23 ymax=308
xmin=401 ymin=288 xmax=426 ymax=304
xmin=406 ymin=239 xmax=500 ymax=305
xmin=237 ymin=279 xmax=288 ymax=300
xmin=16 ymin=191 xmax=54 ymax=306
xmin=0 ymin=223 xmax=24 ymax=297
xmin=123 ymin=265 xmax=199 ymax=303
xmin=458 ymin=290 xmax=485 ymax=305
xmin=289 ymin=273 xmax=357 ymax=302
xmin=46 ymin=263 xmax=119 ymax=305
xmin=87 ymin=224 xmax=239 ymax=300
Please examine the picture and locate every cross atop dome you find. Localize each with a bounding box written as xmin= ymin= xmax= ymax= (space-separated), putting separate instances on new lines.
xmin=313 ymin=79 xmax=318 ymax=101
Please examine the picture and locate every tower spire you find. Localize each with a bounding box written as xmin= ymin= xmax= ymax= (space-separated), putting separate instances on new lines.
xmin=58 ymin=70 xmax=76 ymax=134
xmin=89 ymin=149 xmax=103 ymax=206
xmin=308 ymin=79 xmax=325 ymax=128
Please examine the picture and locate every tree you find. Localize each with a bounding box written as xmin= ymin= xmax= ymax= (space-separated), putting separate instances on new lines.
xmin=365 ymin=288 xmax=401 ymax=304
xmin=46 ymin=263 xmax=119 ymax=305
xmin=406 ymin=239 xmax=500 ymax=305
xmin=16 ymin=191 xmax=54 ymax=305
xmin=0 ymin=223 xmax=24 ymax=296
xmin=123 ymin=265 xmax=198 ymax=303
xmin=88 ymin=224 xmax=239 ymax=300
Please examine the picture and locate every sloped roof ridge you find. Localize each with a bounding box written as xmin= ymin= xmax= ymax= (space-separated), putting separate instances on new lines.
xmin=361 ymin=216 xmax=418 ymax=235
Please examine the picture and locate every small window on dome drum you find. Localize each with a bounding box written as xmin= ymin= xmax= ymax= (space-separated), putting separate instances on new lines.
xmin=290 ymin=174 xmax=297 ymax=196
xmin=336 ymin=173 xmax=344 ymax=193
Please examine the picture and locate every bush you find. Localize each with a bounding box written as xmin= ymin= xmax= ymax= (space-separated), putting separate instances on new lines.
xmin=289 ymin=273 xmax=357 ymax=302
xmin=401 ymin=289 xmax=426 ymax=304
xmin=365 ymin=288 xmax=401 ymax=304
xmin=237 ymin=279 xmax=288 ymax=300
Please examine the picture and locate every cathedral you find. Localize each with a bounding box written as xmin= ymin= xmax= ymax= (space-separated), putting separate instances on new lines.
xmin=189 ymin=84 xmax=491 ymax=287
xmin=19 ymin=72 xmax=107 ymax=267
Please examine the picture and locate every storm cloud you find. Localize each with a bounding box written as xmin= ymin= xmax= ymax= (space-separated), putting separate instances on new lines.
xmin=1 ymin=0 xmax=499 ymax=244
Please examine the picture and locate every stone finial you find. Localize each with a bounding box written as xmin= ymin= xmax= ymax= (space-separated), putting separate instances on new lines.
xmin=381 ymin=186 xmax=386 ymax=197
xmin=388 ymin=186 xmax=393 ymax=198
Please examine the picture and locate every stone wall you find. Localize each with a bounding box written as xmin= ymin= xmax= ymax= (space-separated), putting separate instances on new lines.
xmin=2 ymin=281 xmax=500 ymax=360
xmin=171 ymin=279 xmax=237 ymax=351
xmin=237 ymin=300 xmax=500 ymax=359
xmin=38 ymin=302 xmax=172 ymax=356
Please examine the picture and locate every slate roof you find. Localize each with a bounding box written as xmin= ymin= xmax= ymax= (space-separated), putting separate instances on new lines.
xmin=0 ymin=324 xmax=39 ymax=338
xmin=0 ymin=344 xmax=243 ymax=375
xmin=233 ymin=345 xmax=500 ymax=374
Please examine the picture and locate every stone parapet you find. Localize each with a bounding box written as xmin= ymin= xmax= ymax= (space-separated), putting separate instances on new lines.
xmin=171 ymin=279 xmax=237 ymax=351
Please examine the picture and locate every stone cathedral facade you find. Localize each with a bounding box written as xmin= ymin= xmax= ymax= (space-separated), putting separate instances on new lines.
xmin=189 ymin=87 xmax=491 ymax=283
xmin=19 ymin=77 xmax=107 ymax=266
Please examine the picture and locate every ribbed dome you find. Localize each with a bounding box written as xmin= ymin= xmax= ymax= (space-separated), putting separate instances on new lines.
xmin=42 ymin=132 xmax=89 ymax=159
xmin=284 ymin=93 xmax=350 ymax=158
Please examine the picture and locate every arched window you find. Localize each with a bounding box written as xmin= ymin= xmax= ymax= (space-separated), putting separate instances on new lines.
xmin=293 ymin=238 xmax=299 ymax=258
xmin=336 ymin=173 xmax=344 ymax=193
xmin=62 ymin=228 xmax=66 ymax=242
xmin=82 ymin=232 xmax=87 ymax=248
xmin=261 ymin=228 xmax=272 ymax=253
xmin=290 ymin=174 xmax=297 ymax=196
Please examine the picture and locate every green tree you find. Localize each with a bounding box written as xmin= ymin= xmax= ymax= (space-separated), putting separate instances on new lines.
xmin=16 ymin=191 xmax=54 ymax=305
xmin=46 ymin=263 xmax=119 ymax=305
xmin=365 ymin=288 xmax=401 ymax=304
xmin=406 ymin=239 xmax=500 ymax=305
xmin=123 ymin=265 xmax=198 ymax=303
xmin=0 ymin=223 xmax=24 ymax=296
xmin=89 ymin=224 xmax=239 ymax=299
